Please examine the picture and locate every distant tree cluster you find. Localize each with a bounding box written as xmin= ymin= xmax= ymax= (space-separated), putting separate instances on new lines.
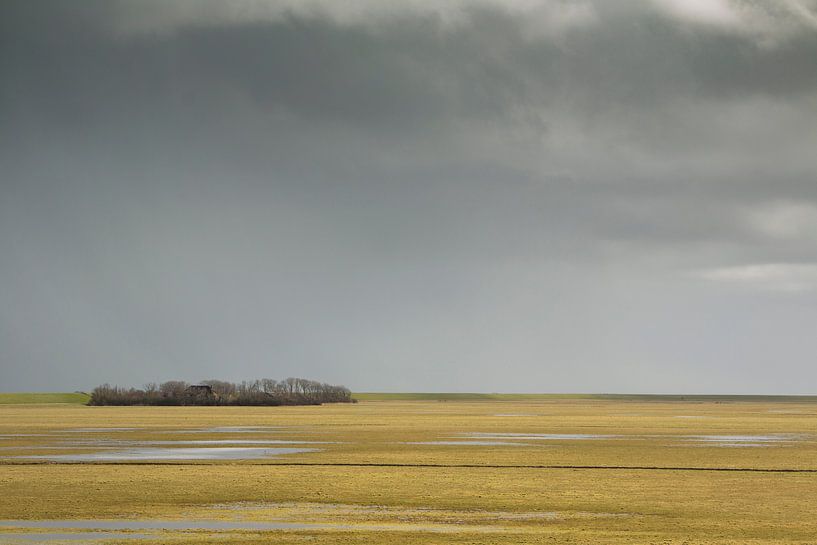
xmin=88 ymin=378 xmax=354 ymax=406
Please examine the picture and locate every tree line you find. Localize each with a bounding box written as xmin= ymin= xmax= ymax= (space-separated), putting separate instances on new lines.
xmin=88 ymin=378 xmax=354 ymax=406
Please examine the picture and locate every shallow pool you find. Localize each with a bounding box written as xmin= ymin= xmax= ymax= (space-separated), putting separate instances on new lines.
xmin=20 ymin=446 xmax=319 ymax=461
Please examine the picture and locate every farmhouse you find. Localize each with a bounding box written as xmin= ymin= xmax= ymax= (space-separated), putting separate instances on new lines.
xmin=185 ymin=384 xmax=216 ymax=403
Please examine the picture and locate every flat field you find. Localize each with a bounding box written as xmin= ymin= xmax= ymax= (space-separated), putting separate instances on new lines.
xmin=0 ymin=392 xmax=90 ymax=405
xmin=1 ymin=397 xmax=816 ymax=544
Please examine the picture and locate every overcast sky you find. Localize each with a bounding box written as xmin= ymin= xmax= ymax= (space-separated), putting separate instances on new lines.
xmin=2 ymin=0 xmax=817 ymax=393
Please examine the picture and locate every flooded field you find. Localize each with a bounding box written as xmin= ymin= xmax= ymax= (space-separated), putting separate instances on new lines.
xmin=0 ymin=531 xmax=154 ymax=542
xmin=20 ymin=446 xmax=320 ymax=462
xmin=0 ymin=426 xmax=328 ymax=463
xmin=1 ymin=398 xmax=816 ymax=544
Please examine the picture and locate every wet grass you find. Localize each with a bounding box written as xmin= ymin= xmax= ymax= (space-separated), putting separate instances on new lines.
xmin=1 ymin=399 xmax=816 ymax=543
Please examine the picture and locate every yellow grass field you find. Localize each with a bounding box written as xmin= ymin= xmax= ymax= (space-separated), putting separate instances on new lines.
xmin=1 ymin=398 xmax=816 ymax=544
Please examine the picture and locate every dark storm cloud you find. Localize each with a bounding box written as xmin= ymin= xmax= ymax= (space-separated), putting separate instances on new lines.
xmin=2 ymin=0 xmax=817 ymax=393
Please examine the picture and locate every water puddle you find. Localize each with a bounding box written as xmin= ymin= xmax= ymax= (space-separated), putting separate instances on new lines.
xmin=405 ymin=432 xmax=619 ymax=446
xmin=405 ymin=441 xmax=528 ymax=446
xmin=0 ymin=518 xmax=511 ymax=536
xmin=0 ymin=531 xmax=154 ymax=541
xmin=682 ymin=434 xmax=798 ymax=447
xmin=0 ymin=520 xmax=330 ymax=530
xmin=463 ymin=432 xmax=618 ymax=441
xmin=59 ymin=439 xmax=330 ymax=446
xmin=0 ymin=446 xmax=120 ymax=451
xmin=169 ymin=426 xmax=285 ymax=434
xmin=201 ymin=502 xmax=633 ymax=526
xmin=2 ymin=502 xmax=631 ymax=540
xmin=65 ymin=428 xmax=139 ymax=433
xmin=20 ymin=446 xmax=318 ymax=461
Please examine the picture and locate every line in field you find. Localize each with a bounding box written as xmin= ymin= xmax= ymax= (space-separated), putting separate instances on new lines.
xmin=3 ymin=461 xmax=817 ymax=473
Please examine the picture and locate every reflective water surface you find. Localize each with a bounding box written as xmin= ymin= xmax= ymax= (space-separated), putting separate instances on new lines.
xmin=0 ymin=531 xmax=154 ymax=541
xmin=21 ymin=446 xmax=318 ymax=461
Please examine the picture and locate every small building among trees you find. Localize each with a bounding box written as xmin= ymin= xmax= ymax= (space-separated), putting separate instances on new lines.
xmin=185 ymin=384 xmax=217 ymax=404
xmin=88 ymin=378 xmax=354 ymax=406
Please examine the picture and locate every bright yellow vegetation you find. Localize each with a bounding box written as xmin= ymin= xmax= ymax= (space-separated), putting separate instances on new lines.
xmin=1 ymin=399 xmax=816 ymax=544
xmin=0 ymin=392 xmax=90 ymax=405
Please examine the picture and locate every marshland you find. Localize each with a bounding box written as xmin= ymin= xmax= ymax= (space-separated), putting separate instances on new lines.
xmin=1 ymin=394 xmax=816 ymax=544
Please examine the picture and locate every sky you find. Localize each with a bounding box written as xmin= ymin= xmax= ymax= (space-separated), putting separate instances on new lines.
xmin=1 ymin=0 xmax=817 ymax=394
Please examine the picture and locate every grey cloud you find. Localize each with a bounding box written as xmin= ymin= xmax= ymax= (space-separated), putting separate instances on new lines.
xmin=2 ymin=0 xmax=817 ymax=393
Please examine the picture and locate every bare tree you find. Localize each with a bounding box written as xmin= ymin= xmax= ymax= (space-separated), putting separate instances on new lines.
xmin=89 ymin=377 xmax=353 ymax=406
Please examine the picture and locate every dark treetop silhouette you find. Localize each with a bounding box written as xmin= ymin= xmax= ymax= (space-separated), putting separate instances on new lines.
xmin=89 ymin=378 xmax=353 ymax=406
